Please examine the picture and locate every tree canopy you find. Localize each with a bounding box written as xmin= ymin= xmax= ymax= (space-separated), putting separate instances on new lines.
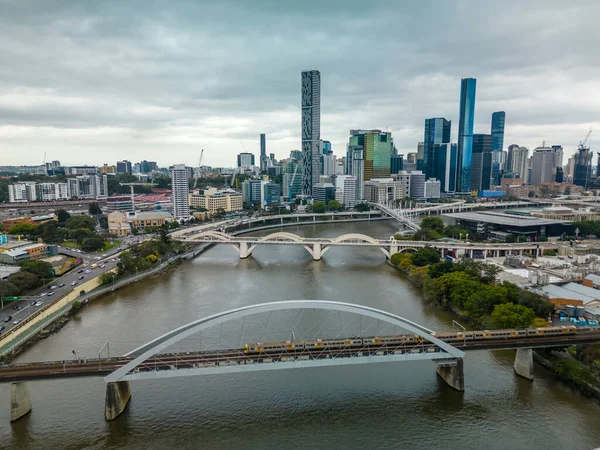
xmin=312 ymin=201 xmax=327 ymax=213
xmin=490 ymin=303 xmax=536 ymax=329
xmin=8 ymin=223 xmax=37 ymax=236
xmin=410 ymin=246 xmax=440 ymax=266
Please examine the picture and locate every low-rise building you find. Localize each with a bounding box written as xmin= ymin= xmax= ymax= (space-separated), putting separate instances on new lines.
xmin=2 ymin=214 xmax=57 ymax=229
xmin=0 ymin=243 xmax=50 ymax=264
xmin=108 ymin=211 xmax=173 ymax=235
xmin=189 ymin=188 xmax=243 ymax=213
xmin=364 ymin=178 xmax=409 ymax=204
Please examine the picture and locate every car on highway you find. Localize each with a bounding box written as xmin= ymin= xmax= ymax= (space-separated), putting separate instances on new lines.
xmin=59 ymin=283 xmax=65 ymax=287
xmin=85 ymin=269 xmax=92 ymax=274
xmin=102 ymin=254 xmax=107 ymax=258
xmin=12 ymin=304 xmax=22 ymax=310
xmin=71 ymin=281 xmax=78 ymax=286
xmin=94 ymin=256 xmax=102 ymax=260
xmin=50 ymin=285 xmax=57 ymax=289
xmin=13 ymin=319 xmax=21 ymax=325
xmin=100 ymin=264 xmax=105 ymax=268
xmin=78 ymin=270 xmax=84 ymax=273
xmin=34 ymin=301 xmax=43 ymax=307
xmin=47 ymin=291 xmax=54 ymax=296
xmin=0 ymin=325 xmax=5 ymax=333
xmin=40 ymin=292 xmax=47 ymax=297
xmin=110 ymin=258 xmax=116 ymax=262
xmin=4 ymin=316 xmax=12 ymax=323
xmin=78 ymin=275 xmax=85 ymax=280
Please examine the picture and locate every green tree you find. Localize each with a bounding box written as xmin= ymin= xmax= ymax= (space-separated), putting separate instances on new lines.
xmin=88 ymin=202 xmax=102 ymax=215
xmin=152 ymin=175 xmax=171 ymax=189
xmin=8 ymin=223 xmax=38 ymax=236
xmin=56 ymin=209 xmax=71 ymax=224
xmin=528 ymin=190 xmax=535 ymax=198
xmin=158 ymin=224 xmax=172 ymax=244
xmin=432 ymin=271 xmax=481 ymax=309
xmin=81 ymin=236 xmax=105 ymax=251
xmin=420 ymin=217 xmax=444 ymax=234
xmin=36 ymin=221 xmax=66 ymax=244
xmin=428 ymin=260 xmax=455 ymax=278
xmin=413 ymin=228 xmax=443 ymax=241
xmin=312 ymin=201 xmax=327 ymax=213
xmin=490 ymin=303 xmax=536 ymax=329
xmin=410 ymin=246 xmax=441 ymax=266
xmin=0 ymin=281 xmax=20 ymax=297
xmin=7 ymin=271 xmax=39 ymax=292
xmin=327 ymin=200 xmax=342 ymax=211
xmin=20 ymin=260 xmax=54 ymax=279
xmin=66 ymin=215 xmax=96 ymax=230
xmin=355 ymin=203 xmax=370 ymax=212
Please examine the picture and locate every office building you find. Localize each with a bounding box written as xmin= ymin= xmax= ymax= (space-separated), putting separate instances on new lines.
xmin=457 ymin=78 xmax=477 ymax=192
xmin=189 ymin=188 xmax=243 ymax=213
xmin=301 ymin=70 xmax=321 ymax=196
xmin=470 ymin=134 xmax=493 ymax=191
xmin=363 ymin=178 xmax=408 ymax=204
xmin=335 ymin=159 xmax=345 ymax=175
xmin=491 ymin=111 xmax=506 ymax=152
xmin=491 ymin=150 xmax=507 ymax=186
xmin=237 ymin=152 xmax=255 ymax=168
xmin=409 ymin=171 xmax=426 ymax=198
xmin=170 ymin=164 xmax=190 ymax=219
xmin=261 ymin=182 xmax=281 ymax=208
xmin=574 ymin=147 xmax=593 ymax=188
xmin=67 ymin=175 xmax=108 ymax=199
xmin=392 ymin=172 xmax=412 ymax=198
xmin=434 ymin=143 xmax=458 ymax=192
xmin=8 ymin=182 xmax=37 ymax=203
xmin=283 ymin=158 xmax=302 ymax=200
xmin=531 ymin=144 xmax=562 ymax=185
xmin=507 ymin=145 xmax=529 ymax=180
xmin=106 ymin=196 xmax=135 ymax=213
xmin=140 ymin=161 xmax=157 ymax=173
xmin=322 ymin=140 xmax=332 ymax=155
xmin=36 ymin=182 xmax=69 ymax=201
xmin=322 ymin=153 xmax=336 ymax=175
xmin=416 ymin=142 xmax=425 ymax=170
xmin=313 ymin=183 xmax=335 ymax=204
xmin=424 ymin=178 xmax=441 ymax=199
xmin=116 ymin=160 xmax=132 ymax=174
xmin=423 ymin=118 xmax=451 ymax=179
xmin=350 ymin=146 xmax=365 ymax=200
xmin=108 ymin=211 xmax=173 ymax=236
xmin=100 ymin=164 xmax=116 ymax=174
xmin=260 ymin=134 xmax=267 ymax=172
xmin=390 ymin=155 xmax=404 ymax=175
xmin=335 ymin=175 xmax=357 ymax=208
xmin=348 ymin=129 xmax=393 ymax=181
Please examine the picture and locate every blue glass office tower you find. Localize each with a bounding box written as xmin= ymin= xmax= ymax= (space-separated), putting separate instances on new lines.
xmin=434 ymin=143 xmax=457 ymax=192
xmin=322 ymin=140 xmax=332 ymax=155
xmin=491 ymin=111 xmax=505 ymax=152
xmin=423 ymin=118 xmax=451 ymax=179
xmin=457 ymin=78 xmax=477 ymax=192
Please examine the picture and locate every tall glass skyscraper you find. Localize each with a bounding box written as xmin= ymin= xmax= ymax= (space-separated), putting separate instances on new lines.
xmin=301 ymin=70 xmax=321 ymax=196
xmin=491 ymin=111 xmax=505 ymax=152
xmin=260 ymin=134 xmax=267 ymax=172
xmin=470 ymin=134 xmax=492 ymax=192
xmin=434 ymin=143 xmax=457 ymax=192
xmin=424 ymin=117 xmax=451 ymax=179
xmin=457 ymin=78 xmax=477 ymax=192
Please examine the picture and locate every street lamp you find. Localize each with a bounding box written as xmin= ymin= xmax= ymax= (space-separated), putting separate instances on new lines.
xmin=72 ymin=349 xmax=78 ymax=362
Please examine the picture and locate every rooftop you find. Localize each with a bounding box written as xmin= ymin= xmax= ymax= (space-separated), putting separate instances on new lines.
xmin=584 ymin=274 xmax=600 ymax=285
xmin=0 ymin=265 xmax=20 ymax=280
xmin=443 ymin=211 xmax=568 ymax=227
xmin=4 ymin=243 xmax=48 ymax=257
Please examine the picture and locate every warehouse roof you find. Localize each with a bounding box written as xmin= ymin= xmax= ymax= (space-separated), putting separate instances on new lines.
xmin=539 ymin=284 xmax=595 ymax=303
xmin=584 ymin=274 xmax=600 ymax=286
xmin=560 ymin=282 xmax=600 ymax=303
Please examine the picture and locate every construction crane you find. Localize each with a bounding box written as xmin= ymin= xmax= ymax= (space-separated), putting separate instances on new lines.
xmin=193 ymin=149 xmax=204 ymax=189
xmin=580 ymin=128 xmax=592 ymax=150
xmin=119 ymin=182 xmax=157 ymax=211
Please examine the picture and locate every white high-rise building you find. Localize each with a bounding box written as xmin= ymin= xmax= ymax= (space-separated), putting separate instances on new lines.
xmin=424 ymin=178 xmax=441 ymax=199
xmin=301 ymin=70 xmax=321 ymax=196
xmin=507 ymin=145 xmax=529 ymax=180
xmin=530 ymin=145 xmax=562 ymax=185
xmin=322 ymin=154 xmax=336 ymax=176
xmin=170 ymin=164 xmax=190 ymax=220
xmin=335 ymin=175 xmax=357 ymax=208
xmin=8 ymin=182 xmax=37 ymax=203
xmin=351 ymin=147 xmax=365 ymax=200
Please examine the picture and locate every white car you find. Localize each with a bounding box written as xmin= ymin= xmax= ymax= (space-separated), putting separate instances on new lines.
xmin=94 ymin=256 xmax=102 ymax=260
xmin=34 ymin=301 xmax=43 ymax=307
xmin=100 ymin=264 xmax=105 ymax=268
xmin=71 ymin=281 xmax=77 ymax=286
xmin=110 ymin=258 xmax=116 ymax=262
xmin=13 ymin=319 xmax=21 ymax=325
xmin=85 ymin=269 xmax=92 ymax=274
xmin=40 ymin=292 xmax=47 ymax=297
xmin=50 ymin=285 xmax=57 ymax=289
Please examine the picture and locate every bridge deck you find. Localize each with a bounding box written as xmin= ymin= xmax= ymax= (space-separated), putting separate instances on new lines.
xmin=2 ymin=332 xmax=599 ymax=383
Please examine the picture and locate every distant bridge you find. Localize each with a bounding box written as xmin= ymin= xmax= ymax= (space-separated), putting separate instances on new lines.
xmin=180 ymin=230 xmax=558 ymax=260
xmin=3 ymin=300 xmax=597 ymax=423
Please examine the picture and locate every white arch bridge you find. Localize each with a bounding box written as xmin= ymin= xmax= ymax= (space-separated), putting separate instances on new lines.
xmin=181 ymin=230 xmax=553 ymax=260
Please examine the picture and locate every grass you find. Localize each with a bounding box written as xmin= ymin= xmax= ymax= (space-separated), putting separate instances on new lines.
xmin=100 ymin=240 xmax=119 ymax=252
xmin=61 ymin=241 xmax=80 ymax=249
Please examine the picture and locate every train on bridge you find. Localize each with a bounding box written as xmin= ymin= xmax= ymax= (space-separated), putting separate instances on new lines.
xmin=243 ymin=325 xmax=583 ymax=354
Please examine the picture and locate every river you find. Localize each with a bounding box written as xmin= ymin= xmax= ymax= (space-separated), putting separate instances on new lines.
xmin=1 ymin=221 xmax=599 ymax=450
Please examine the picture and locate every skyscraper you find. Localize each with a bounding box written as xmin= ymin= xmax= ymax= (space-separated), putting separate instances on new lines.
xmin=434 ymin=143 xmax=458 ymax=192
xmin=491 ymin=111 xmax=506 ymax=152
xmin=574 ymin=146 xmax=593 ymax=187
xmin=301 ymin=70 xmax=321 ymax=196
xmin=170 ymin=164 xmax=190 ymax=220
xmin=530 ymin=144 xmax=562 ymax=185
xmin=457 ymin=78 xmax=477 ymax=192
xmin=237 ymin=152 xmax=255 ymax=167
xmin=322 ymin=140 xmax=332 ymax=155
xmin=259 ymin=134 xmax=267 ymax=172
xmin=470 ymin=134 xmax=492 ymax=192
xmin=423 ymin=118 xmax=451 ymax=179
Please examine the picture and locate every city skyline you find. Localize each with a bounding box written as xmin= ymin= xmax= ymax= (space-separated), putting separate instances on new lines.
xmin=1 ymin=1 xmax=599 ymax=167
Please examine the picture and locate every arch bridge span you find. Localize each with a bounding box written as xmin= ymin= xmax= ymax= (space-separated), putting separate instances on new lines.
xmin=182 ymin=230 xmax=552 ymax=260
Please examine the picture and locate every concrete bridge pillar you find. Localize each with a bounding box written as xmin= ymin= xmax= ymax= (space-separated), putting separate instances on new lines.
xmin=238 ymin=242 xmax=252 ymax=259
xmin=10 ymin=382 xmax=31 ymax=422
xmin=105 ymin=381 xmax=131 ymax=421
xmin=436 ymin=358 xmax=464 ymax=391
xmin=312 ymin=243 xmax=322 ymax=261
xmin=514 ymin=348 xmax=534 ymax=380
xmin=389 ymin=244 xmax=399 ymax=257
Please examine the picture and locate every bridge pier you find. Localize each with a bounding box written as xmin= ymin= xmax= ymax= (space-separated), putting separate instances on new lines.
xmin=10 ymin=382 xmax=32 ymax=422
xmin=436 ymin=358 xmax=464 ymax=391
xmin=514 ymin=348 xmax=534 ymax=380
xmin=312 ymin=243 xmax=322 ymax=261
xmin=105 ymin=381 xmax=131 ymax=421
xmin=238 ymin=242 xmax=252 ymax=259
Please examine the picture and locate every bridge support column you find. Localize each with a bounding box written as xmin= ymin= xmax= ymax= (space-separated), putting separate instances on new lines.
xmin=10 ymin=382 xmax=31 ymax=422
xmin=389 ymin=244 xmax=399 ymax=257
xmin=514 ymin=348 xmax=534 ymax=380
xmin=239 ymin=242 xmax=252 ymax=259
xmin=105 ymin=381 xmax=131 ymax=421
xmin=312 ymin=243 xmax=322 ymax=261
xmin=436 ymin=358 xmax=464 ymax=391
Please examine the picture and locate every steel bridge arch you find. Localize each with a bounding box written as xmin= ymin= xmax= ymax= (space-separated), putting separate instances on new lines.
xmin=323 ymin=233 xmax=390 ymax=258
xmin=189 ymin=230 xmax=232 ymax=242
xmin=105 ymin=300 xmax=464 ymax=382
xmin=257 ymin=231 xmax=305 ymax=243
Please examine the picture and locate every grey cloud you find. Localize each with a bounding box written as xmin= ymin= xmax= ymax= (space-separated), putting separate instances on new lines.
xmin=0 ymin=0 xmax=599 ymax=165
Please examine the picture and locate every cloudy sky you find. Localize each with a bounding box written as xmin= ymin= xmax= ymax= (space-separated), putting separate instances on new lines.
xmin=1 ymin=0 xmax=599 ymax=167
